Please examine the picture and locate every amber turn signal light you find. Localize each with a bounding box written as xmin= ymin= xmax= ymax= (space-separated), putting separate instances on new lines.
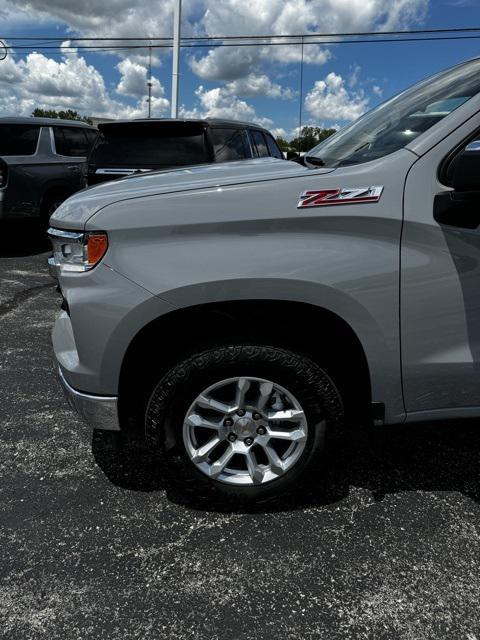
xmin=87 ymin=233 xmax=109 ymax=267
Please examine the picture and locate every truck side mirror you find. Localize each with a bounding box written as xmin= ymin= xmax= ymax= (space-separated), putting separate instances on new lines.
xmin=448 ymin=145 xmax=480 ymax=192
xmin=286 ymin=151 xmax=306 ymax=166
xmin=286 ymin=150 xmax=300 ymax=161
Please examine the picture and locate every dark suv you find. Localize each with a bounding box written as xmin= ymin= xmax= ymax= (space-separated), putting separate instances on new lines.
xmin=87 ymin=118 xmax=284 ymax=185
xmin=0 ymin=117 xmax=97 ymax=223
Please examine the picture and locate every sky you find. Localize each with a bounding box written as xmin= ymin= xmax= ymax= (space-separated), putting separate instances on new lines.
xmin=1 ymin=0 xmax=480 ymax=139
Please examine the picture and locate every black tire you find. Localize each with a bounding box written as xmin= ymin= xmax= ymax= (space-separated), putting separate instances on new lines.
xmin=145 ymin=344 xmax=344 ymax=504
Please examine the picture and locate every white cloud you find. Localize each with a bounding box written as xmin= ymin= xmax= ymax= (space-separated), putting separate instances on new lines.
xmin=4 ymin=0 xmax=428 ymax=81
xmin=348 ymin=64 xmax=361 ymax=88
xmin=0 ymin=55 xmax=24 ymax=84
xmin=189 ymin=47 xmax=258 ymax=82
xmin=116 ymin=58 xmax=167 ymax=102
xmin=270 ymin=126 xmax=287 ymax=138
xmin=225 ymin=74 xmax=295 ymax=100
xmin=180 ymin=70 xmax=296 ymax=130
xmin=188 ymin=42 xmax=330 ymax=82
xmin=189 ymin=0 xmax=427 ymax=80
xmin=181 ymin=85 xmax=273 ymax=129
xmin=0 ymin=43 xmax=169 ymax=119
xmin=3 ymin=0 xmax=176 ymax=37
xmin=0 ymin=0 xmax=429 ymax=130
xmin=304 ymin=72 xmax=369 ymax=122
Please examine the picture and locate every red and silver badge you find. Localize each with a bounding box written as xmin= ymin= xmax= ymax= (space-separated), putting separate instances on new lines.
xmin=297 ymin=186 xmax=384 ymax=209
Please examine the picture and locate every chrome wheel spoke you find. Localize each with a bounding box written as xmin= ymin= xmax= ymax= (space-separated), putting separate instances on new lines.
xmin=208 ymin=447 xmax=234 ymax=478
xmin=264 ymin=445 xmax=285 ymax=475
xmin=245 ymin=450 xmax=264 ymax=484
xmin=257 ymin=381 xmax=274 ymax=411
xmin=268 ymin=409 xmax=305 ymax=422
xmin=235 ymin=377 xmax=250 ymax=409
xmin=267 ymin=427 xmax=307 ymax=442
xmin=192 ymin=436 xmax=221 ymax=463
xmin=186 ymin=413 xmax=223 ymax=431
xmin=197 ymin=394 xmax=232 ymax=414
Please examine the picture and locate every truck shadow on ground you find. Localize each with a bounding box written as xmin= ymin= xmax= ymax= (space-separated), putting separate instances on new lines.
xmin=0 ymin=222 xmax=50 ymax=257
xmin=92 ymin=420 xmax=480 ymax=513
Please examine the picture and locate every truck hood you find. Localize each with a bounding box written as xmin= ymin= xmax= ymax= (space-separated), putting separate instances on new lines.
xmin=50 ymin=157 xmax=334 ymax=230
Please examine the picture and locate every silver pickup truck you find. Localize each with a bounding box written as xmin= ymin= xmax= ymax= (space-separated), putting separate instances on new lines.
xmin=48 ymin=57 xmax=480 ymax=503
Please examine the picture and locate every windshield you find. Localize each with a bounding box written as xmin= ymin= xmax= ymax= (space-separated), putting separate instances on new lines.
xmin=90 ymin=123 xmax=209 ymax=167
xmin=307 ymin=58 xmax=480 ymax=168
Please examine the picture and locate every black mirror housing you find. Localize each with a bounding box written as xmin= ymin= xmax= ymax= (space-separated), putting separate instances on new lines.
xmin=286 ymin=150 xmax=300 ymax=161
xmin=448 ymin=149 xmax=480 ymax=191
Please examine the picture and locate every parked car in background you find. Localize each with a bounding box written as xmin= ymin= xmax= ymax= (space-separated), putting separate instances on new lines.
xmin=87 ymin=118 xmax=284 ymax=185
xmin=49 ymin=58 xmax=480 ymax=504
xmin=0 ymin=117 xmax=97 ymax=224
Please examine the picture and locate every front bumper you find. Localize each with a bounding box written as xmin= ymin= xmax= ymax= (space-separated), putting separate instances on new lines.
xmin=57 ymin=366 xmax=120 ymax=432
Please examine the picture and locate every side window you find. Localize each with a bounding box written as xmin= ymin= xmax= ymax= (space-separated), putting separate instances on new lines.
xmin=210 ymin=128 xmax=250 ymax=162
xmin=0 ymin=125 xmax=40 ymax=155
xmin=54 ymin=127 xmax=89 ymax=156
xmin=250 ymin=130 xmax=269 ymax=157
xmin=265 ymin=133 xmax=284 ymax=159
xmin=53 ymin=128 xmax=66 ymax=155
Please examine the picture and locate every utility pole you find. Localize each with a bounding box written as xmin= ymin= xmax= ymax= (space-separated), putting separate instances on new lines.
xmin=297 ymin=36 xmax=304 ymax=154
xmin=171 ymin=0 xmax=181 ymax=118
xmin=147 ymin=46 xmax=152 ymax=118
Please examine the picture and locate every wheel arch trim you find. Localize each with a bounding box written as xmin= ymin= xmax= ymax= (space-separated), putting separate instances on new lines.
xmin=109 ymin=277 xmax=403 ymax=424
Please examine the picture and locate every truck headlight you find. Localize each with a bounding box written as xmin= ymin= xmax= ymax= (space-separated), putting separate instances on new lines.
xmin=47 ymin=228 xmax=108 ymax=273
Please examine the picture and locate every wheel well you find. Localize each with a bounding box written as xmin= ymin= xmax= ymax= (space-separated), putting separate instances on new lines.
xmin=118 ymin=300 xmax=372 ymax=435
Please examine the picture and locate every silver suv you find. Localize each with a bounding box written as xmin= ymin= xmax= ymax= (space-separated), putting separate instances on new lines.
xmin=49 ymin=58 xmax=480 ymax=503
xmin=0 ymin=117 xmax=96 ymax=223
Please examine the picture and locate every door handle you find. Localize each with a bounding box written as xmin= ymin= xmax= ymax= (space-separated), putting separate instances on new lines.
xmin=68 ymin=165 xmax=81 ymax=172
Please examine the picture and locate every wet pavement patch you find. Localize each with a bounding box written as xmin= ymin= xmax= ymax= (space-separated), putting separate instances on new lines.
xmin=1 ymin=241 xmax=480 ymax=640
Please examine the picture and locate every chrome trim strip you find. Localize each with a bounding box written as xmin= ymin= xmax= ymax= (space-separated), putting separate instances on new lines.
xmin=95 ymin=168 xmax=151 ymax=175
xmin=49 ymin=126 xmax=56 ymax=154
xmin=57 ymin=366 xmax=120 ymax=432
xmin=47 ymin=227 xmax=84 ymax=241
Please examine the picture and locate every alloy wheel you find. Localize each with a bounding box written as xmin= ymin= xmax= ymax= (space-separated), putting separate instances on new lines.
xmin=183 ymin=376 xmax=308 ymax=486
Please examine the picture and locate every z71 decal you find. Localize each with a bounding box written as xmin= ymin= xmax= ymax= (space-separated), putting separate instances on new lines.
xmin=297 ymin=186 xmax=384 ymax=209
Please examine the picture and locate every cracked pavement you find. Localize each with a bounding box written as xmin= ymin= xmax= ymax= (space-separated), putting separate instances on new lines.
xmin=0 ymin=224 xmax=480 ymax=639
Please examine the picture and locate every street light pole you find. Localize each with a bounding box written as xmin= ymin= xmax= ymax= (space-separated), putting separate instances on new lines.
xmin=171 ymin=0 xmax=181 ymax=118
xmin=147 ymin=46 xmax=152 ymax=118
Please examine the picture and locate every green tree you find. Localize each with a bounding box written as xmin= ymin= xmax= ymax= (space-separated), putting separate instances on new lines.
xmin=289 ymin=126 xmax=337 ymax=152
xmin=275 ymin=137 xmax=290 ymax=152
xmin=32 ymin=108 xmax=93 ymax=125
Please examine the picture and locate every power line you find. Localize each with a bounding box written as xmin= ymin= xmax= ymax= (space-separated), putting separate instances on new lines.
xmin=4 ymin=25 xmax=480 ymax=41
xmin=5 ymin=25 xmax=480 ymax=61
xmin=6 ymin=33 xmax=480 ymax=53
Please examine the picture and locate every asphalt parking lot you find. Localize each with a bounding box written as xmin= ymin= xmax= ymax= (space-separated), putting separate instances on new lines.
xmin=1 ymin=224 xmax=480 ymax=640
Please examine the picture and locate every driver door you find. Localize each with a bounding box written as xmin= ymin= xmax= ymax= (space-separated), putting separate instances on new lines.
xmin=401 ymin=114 xmax=480 ymax=419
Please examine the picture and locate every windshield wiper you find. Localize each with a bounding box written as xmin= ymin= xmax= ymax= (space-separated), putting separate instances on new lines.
xmin=304 ymin=156 xmax=325 ymax=166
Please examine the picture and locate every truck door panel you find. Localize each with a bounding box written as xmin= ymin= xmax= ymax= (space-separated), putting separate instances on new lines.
xmin=402 ymin=113 xmax=480 ymax=412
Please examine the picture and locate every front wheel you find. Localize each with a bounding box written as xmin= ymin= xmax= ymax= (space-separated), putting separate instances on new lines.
xmin=145 ymin=345 xmax=344 ymax=504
